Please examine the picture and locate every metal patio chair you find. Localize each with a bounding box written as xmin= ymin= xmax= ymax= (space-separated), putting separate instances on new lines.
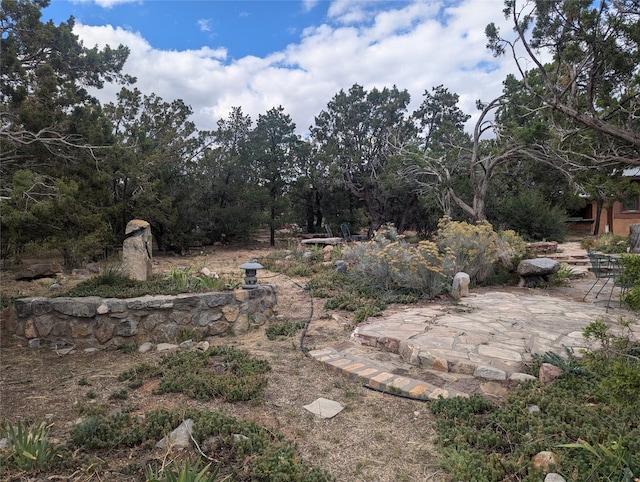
xmin=583 ymin=251 xmax=626 ymax=311
xmin=340 ymin=223 xmax=367 ymax=242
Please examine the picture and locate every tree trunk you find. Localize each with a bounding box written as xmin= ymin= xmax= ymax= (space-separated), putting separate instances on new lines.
xmin=593 ymin=200 xmax=603 ymax=235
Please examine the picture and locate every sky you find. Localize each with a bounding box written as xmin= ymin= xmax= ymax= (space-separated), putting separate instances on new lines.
xmin=41 ymin=0 xmax=521 ymax=136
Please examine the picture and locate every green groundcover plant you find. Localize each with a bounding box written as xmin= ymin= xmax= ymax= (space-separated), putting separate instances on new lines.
xmin=429 ymin=319 xmax=640 ymax=482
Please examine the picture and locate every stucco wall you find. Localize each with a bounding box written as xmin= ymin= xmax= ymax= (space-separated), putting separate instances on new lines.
xmin=5 ymin=285 xmax=277 ymax=348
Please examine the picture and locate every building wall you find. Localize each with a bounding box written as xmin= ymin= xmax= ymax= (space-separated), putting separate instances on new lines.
xmin=593 ymin=201 xmax=640 ymax=237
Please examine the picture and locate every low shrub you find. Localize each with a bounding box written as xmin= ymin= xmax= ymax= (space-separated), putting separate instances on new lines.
xmin=70 ymin=408 xmax=332 ymax=481
xmin=145 ymin=458 xmax=221 ymax=482
xmin=60 ymin=266 xmax=241 ymax=299
xmin=117 ymin=346 xmax=271 ymax=403
xmin=617 ymin=254 xmax=640 ymax=310
xmin=265 ymin=320 xmax=306 ymax=340
xmin=581 ymin=233 xmax=629 ymax=254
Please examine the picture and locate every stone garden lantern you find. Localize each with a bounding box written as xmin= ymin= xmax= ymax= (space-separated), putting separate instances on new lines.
xmin=239 ymin=259 xmax=263 ymax=289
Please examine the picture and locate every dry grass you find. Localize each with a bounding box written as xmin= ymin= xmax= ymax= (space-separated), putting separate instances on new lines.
xmin=0 ymin=244 xmax=445 ymax=481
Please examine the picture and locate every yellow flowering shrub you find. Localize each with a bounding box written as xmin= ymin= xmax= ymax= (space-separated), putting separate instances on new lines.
xmin=434 ymin=217 xmax=500 ymax=283
xmin=498 ymin=229 xmax=527 ymax=260
xmin=344 ymin=225 xmax=455 ymax=298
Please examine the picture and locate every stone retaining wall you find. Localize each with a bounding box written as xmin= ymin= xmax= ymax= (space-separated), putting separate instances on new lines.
xmin=5 ymin=286 xmax=277 ymax=348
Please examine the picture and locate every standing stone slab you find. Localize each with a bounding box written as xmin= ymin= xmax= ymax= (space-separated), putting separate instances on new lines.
xmin=451 ymin=272 xmax=470 ymax=299
xmin=630 ymin=224 xmax=640 ymax=253
xmin=122 ymin=219 xmax=152 ymax=281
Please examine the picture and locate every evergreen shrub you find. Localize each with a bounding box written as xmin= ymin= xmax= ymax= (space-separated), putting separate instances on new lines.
xmin=499 ymin=190 xmax=568 ymax=242
xmin=617 ymin=254 xmax=640 ymax=310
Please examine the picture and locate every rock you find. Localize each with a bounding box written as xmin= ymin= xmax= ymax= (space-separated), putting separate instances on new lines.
xmin=71 ymin=268 xmax=91 ymax=279
xmin=517 ymin=258 xmax=560 ymax=287
xmin=180 ymin=339 xmax=194 ymax=349
xmin=15 ymin=263 xmax=62 ymax=281
xmin=539 ymin=363 xmax=563 ymax=385
xmin=0 ymin=438 xmax=8 ymax=449
xmin=157 ymin=343 xmax=178 ymax=351
xmin=518 ymin=258 xmax=561 ymax=276
xmin=195 ymin=341 xmax=210 ymax=351
xmin=481 ymin=381 xmax=507 ymax=397
xmin=527 ymin=241 xmax=558 ymax=255
xmin=303 ymin=398 xmax=344 ymax=419
xmin=527 ymin=404 xmax=541 ymax=414
xmin=474 ymin=365 xmax=506 ymax=380
xmin=544 ymin=473 xmax=567 ymax=482
xmin=335 ymin=260 xmax=347 ymax=273
xmin=138 ymin=342 xmax=153 ymax=353
xmin=532 ymin=451 xmax=559 ymax=472
xmin=86 ymin=263 xmax=102 ymax=274
xmin=84 ymin=347 xmax=99 ymax=353
xmin=156 ymin=419 xmax=194 ymax=450
xmin=56 ymin=347 xmax=75 ymax=355
xmin=509 ymin=372 xmax=537 ymax=382
xmin=451 ymin=272 xmax=470 ymax=299
xmin=28 ymin=338 xmax=40 ymax=348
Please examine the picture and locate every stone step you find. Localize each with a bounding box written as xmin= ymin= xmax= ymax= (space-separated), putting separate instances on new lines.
xmin=308 ymin=346 xmax=457 ymax=400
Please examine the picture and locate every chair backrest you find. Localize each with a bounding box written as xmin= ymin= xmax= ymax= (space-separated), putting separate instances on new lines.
xmin=324 ymin=224 xmax=333 ymax=237
xmin=587 ymin=251 xmax=615 ymax=278
xmin=340 ymin=223 xmax=352 ymax=240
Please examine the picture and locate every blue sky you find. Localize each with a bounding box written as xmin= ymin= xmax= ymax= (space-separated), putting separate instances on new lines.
xmin=41 ymin=0 xmax=520 ymax=134
xmin=44 ymin=1 xmax=337 ymax=58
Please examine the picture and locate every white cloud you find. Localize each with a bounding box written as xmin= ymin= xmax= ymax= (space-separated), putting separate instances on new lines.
xmin=197 ymin=18 xmax=212 ymax=32
xmin=302 ymin=0 xmax=321 ymax=13
xmin=75 ymin=0 xmax=518 ymax=135
xmin=88 ymin=0 xmax=140 ymax=8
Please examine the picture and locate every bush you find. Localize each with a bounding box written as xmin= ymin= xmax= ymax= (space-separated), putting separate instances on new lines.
xmin=70 ymin=408 xmax=332 ymax=481
xmin=582 ymin=233 xmax=629 ymax=254
xmin=498 ymin=190 xmax=568 ymax=242
xmin=343 ymin=225 xmax=455 ymax=298
xmin=434 ymin=217 xmax=500 ymax=283
xmin=498 ymin=229 xmax=527 ymax=260
xmin=60 ymin=266 xmax=241 ymax=298
xmin=145 ymin=458 xmax=220 ymax=482
xmin=265 ymin=320 xmax=306 ymax=340
xmin=117 ymin=347 xmax=271 ymax=403
xmin=617 ymin=254 xmax=640 ymax=310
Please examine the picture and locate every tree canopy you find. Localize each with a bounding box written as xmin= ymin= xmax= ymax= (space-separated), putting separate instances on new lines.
xmin=4 ymin=0 xmax=640 ymax=265
xmin=486 ymin=0 xmax=640 ymax=156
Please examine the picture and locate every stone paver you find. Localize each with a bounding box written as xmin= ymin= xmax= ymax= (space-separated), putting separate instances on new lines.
xmin=308 ymin=266 xmax=639 ymax=400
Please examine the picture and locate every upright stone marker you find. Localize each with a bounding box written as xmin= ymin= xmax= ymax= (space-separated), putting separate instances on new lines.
xmin=629 ymin=224 xmax=640 ymax=253
xmin=123 ymin=219 xmax=152 ymax=281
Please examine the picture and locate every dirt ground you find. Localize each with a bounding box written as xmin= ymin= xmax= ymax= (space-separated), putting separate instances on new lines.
xmin=0 ymin=242 xmax=446 ymax=482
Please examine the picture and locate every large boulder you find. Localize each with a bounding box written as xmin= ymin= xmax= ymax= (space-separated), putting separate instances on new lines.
xmin=517 ymin=258 xmax=560 ymax=288
xmin=15 ymin=263 xmax=62 ymax=281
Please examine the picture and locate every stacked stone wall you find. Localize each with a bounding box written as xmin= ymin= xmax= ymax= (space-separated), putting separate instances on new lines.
xmin=5 ymin=286 xmax=276 ymax=348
